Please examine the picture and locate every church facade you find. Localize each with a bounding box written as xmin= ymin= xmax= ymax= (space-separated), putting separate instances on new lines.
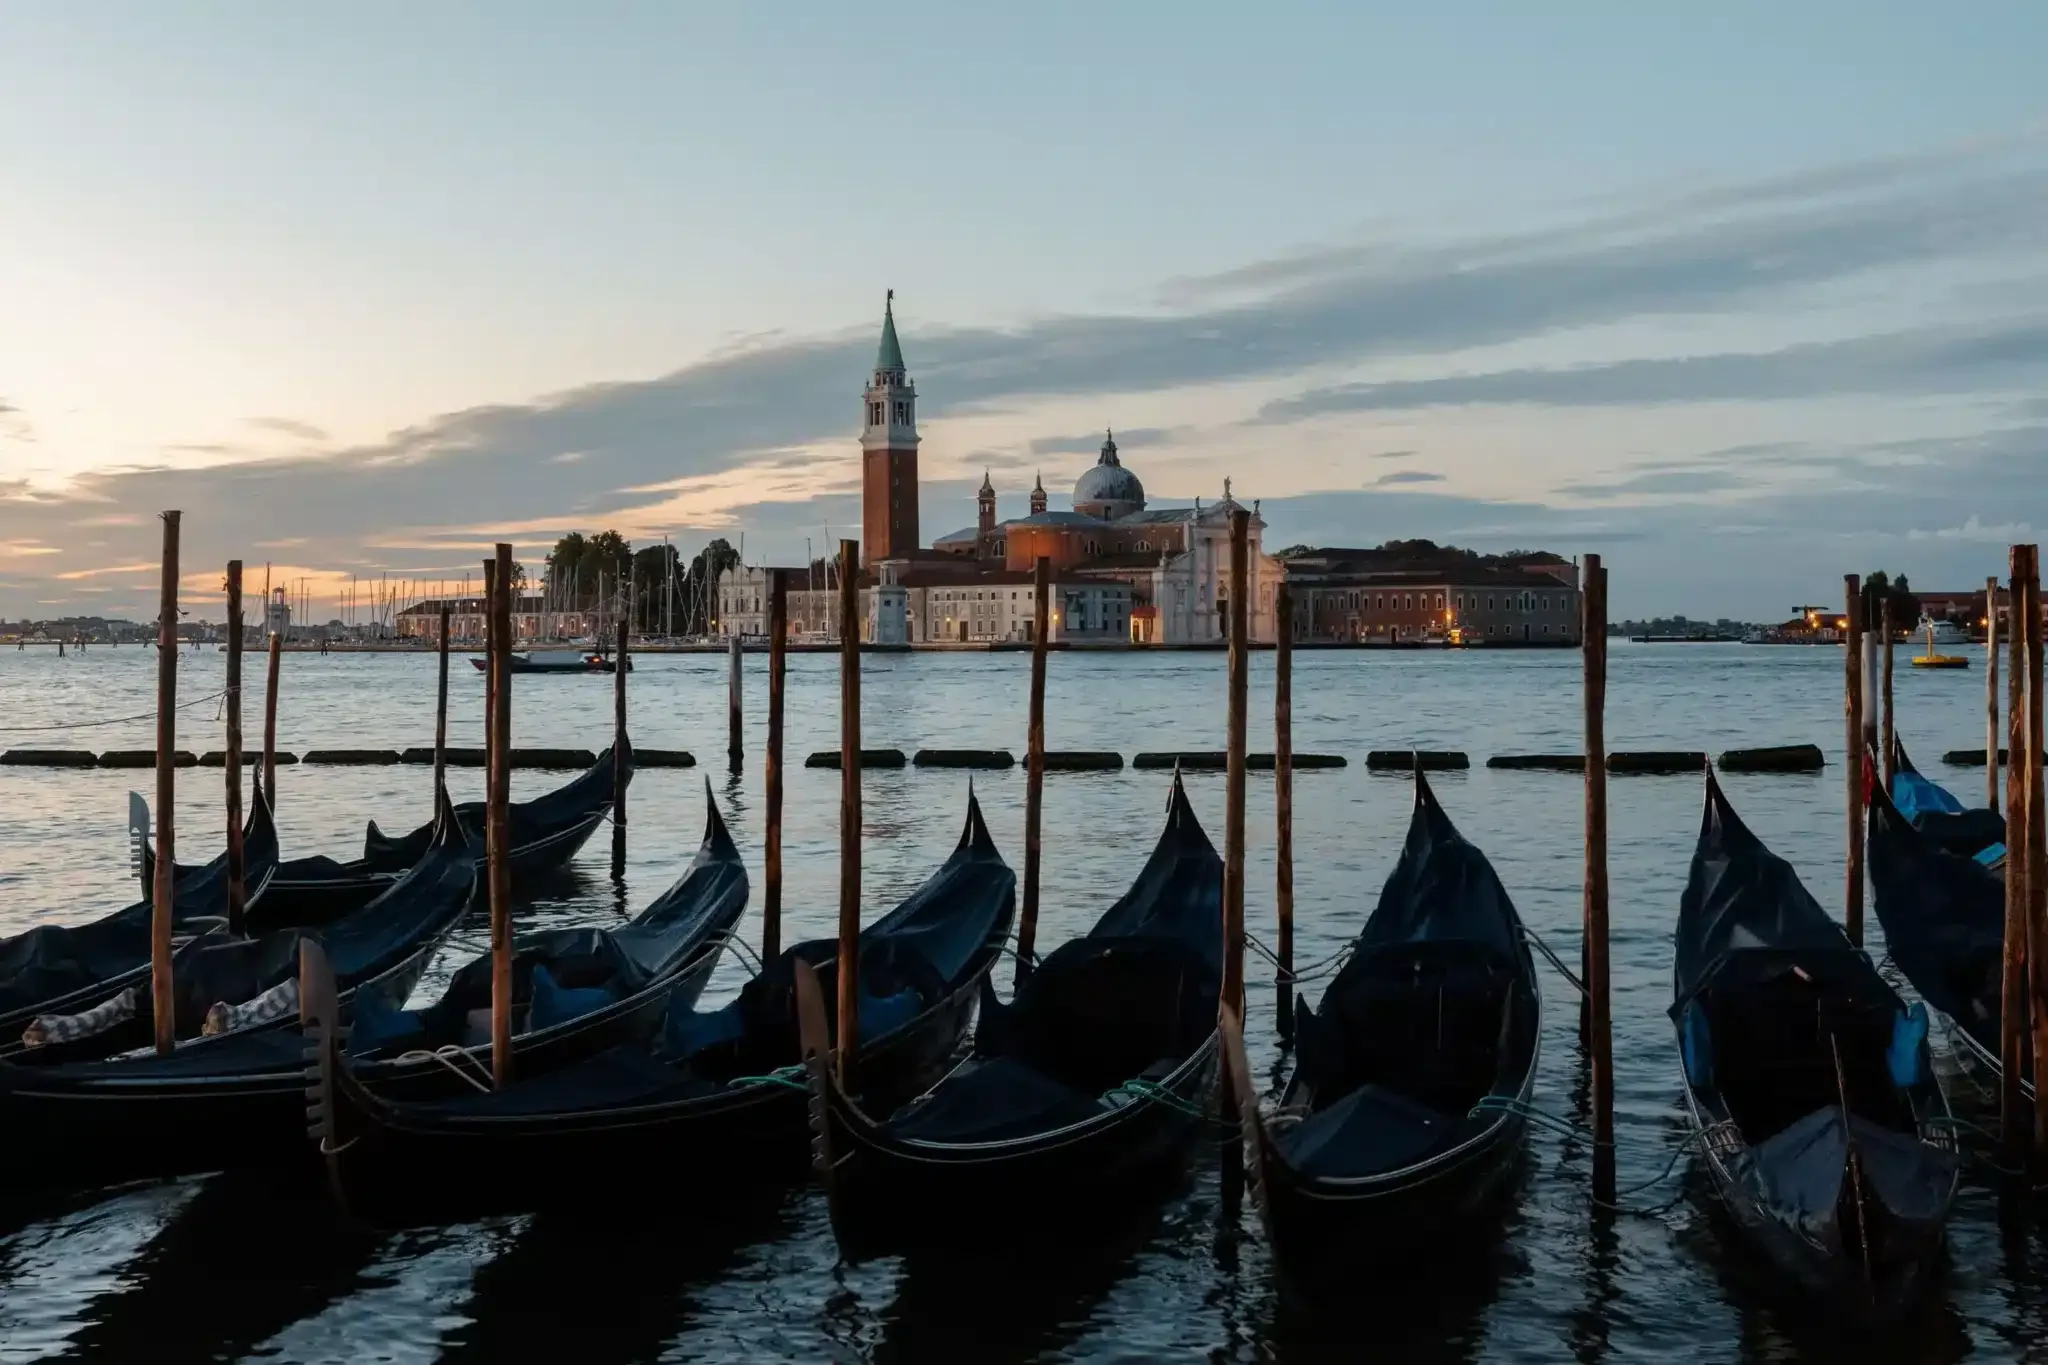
xmin=718 ymin=297 xmax=1278 ymax=645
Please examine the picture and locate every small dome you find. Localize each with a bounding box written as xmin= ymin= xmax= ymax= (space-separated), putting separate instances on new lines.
xmin=1073 ymin=429 xmax=1145 ymax=515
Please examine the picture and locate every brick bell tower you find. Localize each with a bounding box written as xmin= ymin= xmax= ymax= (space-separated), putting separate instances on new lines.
xmin=861 ymin=291 xmax=920 ymax=564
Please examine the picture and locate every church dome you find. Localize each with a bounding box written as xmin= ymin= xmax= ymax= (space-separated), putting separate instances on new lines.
xmin=1072 ymin=430 xmax=1145 ymax=518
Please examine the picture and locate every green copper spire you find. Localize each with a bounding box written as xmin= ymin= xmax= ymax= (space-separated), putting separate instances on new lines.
xmin=876 ymin=289 xmax=905 ymax=372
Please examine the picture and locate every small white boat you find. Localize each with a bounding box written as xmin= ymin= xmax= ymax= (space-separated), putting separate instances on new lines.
xmin=1917 ymin=615 xmax=1971 ymax=647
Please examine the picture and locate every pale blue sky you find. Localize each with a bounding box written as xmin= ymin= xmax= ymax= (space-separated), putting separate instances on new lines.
xmin=2 ymin=2 xmax=2046 ymax=617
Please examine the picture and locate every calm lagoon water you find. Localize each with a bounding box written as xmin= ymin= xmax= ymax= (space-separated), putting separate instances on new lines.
xmin=1 ymin=642 xmax=2044 ymax=1363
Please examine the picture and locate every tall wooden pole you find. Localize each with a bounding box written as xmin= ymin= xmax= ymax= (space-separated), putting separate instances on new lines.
xmin=1582 ymin=554 xmax=1615 ymax=1205
xmin=764 ymin=570 xmax=787 ymax=962
xmin=1880 ymin=596 xmax=1896 ymax=789
xmin=262 ymin=628 xmax=281 ymax=805
xmin=1988 ymin=575 xmax=2002 ymax=812
xmin=1221 ymin=510 xmax=1250 ymax=1205
xmin=224 ymin=559 xmax=246 ymax=934
xmin=1844 ymin=574 xmax=1866 ymax=947
xmin=2001 ymin=547 xmax=2029 ymax=1169
xmin=1017 ymin=556 xmax=1050 ymax=986
xmin=482 ymin=560 xmax=498 ymax=824
xmin=434 ymin=603 xmax=451 ymax=797
xmin=727 ymin=633 xmax=744 ymax=773
xmin=2024 ymin=550 xmax=2048 ymax=1163
xmin=488 ymin=544 xmax=515 ymax=1089
xmin=151 ymin=512 xmax=182 ymax=1056
xmin=613 ymin=615 xmax=629 ymax=825
xmin=1274 ymin=582 xmax=1296 ymax=1042
xmin=835 ymin=540 xmax=862 ymax=1085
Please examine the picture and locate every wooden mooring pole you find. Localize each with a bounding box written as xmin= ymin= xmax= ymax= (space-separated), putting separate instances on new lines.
xmin=764 ymin=569 xmax=787 ymax=962
xmin=728 ymin=633 xmax=744 ymax=773
xmin=2001 ymin=546 xmax=2029 ymax=1170
xmin=488 ymin=545 xmax=515 ymax=1089
xmin=1017 ymin=555 xmax=1050 ymax=987
xmin=1582 ymin=554 xmax=1615 ymax=1206
xmin=614 ymin=616 xmax=630 ymax=825
xmin=1988 ymin=575 xmax=2002 ymax=813
xmin=263 ymin=627 xmax=282 ymax=805
xmin=1843 ymin=574 xmax=1865 ymax=948
xmin=434 ymin=604 xmax=451 ymax=796
xmin=1275 ymin=582 xmax=1296 ymax=1043
xmin=2025 ymin=549 xmax=2048 ymax=1164
xmin=151 ymin=511 xmax=181 ymax=1056
xmin=224 ymin=559 xmax=246 ymax=934
xmin=1221 ymin=508 xmax=1250 ymax=1206
xmin=1880 ymin=595 xmax=1896 ymax=789
xmin=835 ymin=539 xmax=862 ymax=1086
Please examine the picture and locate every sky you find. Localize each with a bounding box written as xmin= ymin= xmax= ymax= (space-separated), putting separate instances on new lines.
xmin=2 ymin=1 xmax=2046 ymax=621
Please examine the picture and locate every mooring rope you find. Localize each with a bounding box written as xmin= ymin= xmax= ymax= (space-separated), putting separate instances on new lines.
xmin=1519 ymin=926 xmax=1588 ymax=997
xmin=701 ymin=929 xmax=765 ymax=975
xmin=1240 ymin=931 xmax=1353 ymax=986
xmin=729 ymin=1064 xmax=808 ymax=1092
xmin=0 ymin=687 xmax=231 ymax=734
xmin=393 ymin=1044 xmax=493 ymax=1092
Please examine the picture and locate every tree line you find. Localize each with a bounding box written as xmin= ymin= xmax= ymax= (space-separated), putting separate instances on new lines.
xmin=543 ymin=530 xmax=742 ymax=635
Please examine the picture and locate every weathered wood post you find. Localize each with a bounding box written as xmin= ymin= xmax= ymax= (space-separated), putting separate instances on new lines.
xmin=1275 ymin=582 xmax=1296 ymax=1043
xmin=434 ymin=603 xmax=451 ymax=797
xmin=764 ymin=569 xmax=787 ymax=962
xmin=224 ymin=559 xmax=246 ymax=934
xmin=1988 ymin=575 xmax=2002 ymax=812
xmin=152 ymin=511 xmax=182 ymax=1056
xmin=1582 ymin=554 xmax=1615 ymax=1206
xmin=1017 ymin=555 xmax=1050 ymax=987
xmin=263 ymin=628 xmax=282 ymax=805
xmin=835 ymin=539 xmax=862 ymax=1085
xmin=728 ymin=633 xmax=744 ymax=774
xmin=1221 ymin=508 xmax=1250 ymax=1204
xmin=2002 ymin=547 xmax=2030 ymax=1169
xmin=1880 ymin=595 xmax=1896 ymax=789
xmin=614 ymin=616 xmax=629 ymax=825
xmin=1844 ymin=573 xmax=1865 ymax=947
xmin=488 ymin=545 xmax=515 ymax=1089
xmin=482 ymin=560 xmax=498 ymax=821
xmin=2025 ymin=550 xmax=2048 ymax=1163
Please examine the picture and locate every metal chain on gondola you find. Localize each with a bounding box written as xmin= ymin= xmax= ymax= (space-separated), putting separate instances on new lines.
xmin=0 ymin=687 xmax=230 ymax=733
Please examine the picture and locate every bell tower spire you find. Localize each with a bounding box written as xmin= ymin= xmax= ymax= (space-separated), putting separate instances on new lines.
xmin=861 ymin=289 xmax=920 ymax=564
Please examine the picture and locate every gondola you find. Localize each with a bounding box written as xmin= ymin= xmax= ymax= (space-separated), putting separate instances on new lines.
xmin=1867 ymin=768 xmax=2016 ymax=1096
xmin=1228 ymin=769 xmax=1539 ymax=1292
xmin=468 ymin=648 xmax=632 ymax=675
xmin=804 ymin=772 xmax=1221 ymax=1257
xmin=0 ymin=778 xmax=282 ymax=1044
xmin=306 ymin=785 xmax=1013 ymax=1225
xmin=1890 ymin=739 xmax=2004 ymax=862
xmin=0 ymin=784 xmax=745 ymax=1190
xmin=1673 ymin=770 xmax=1957 ymax=1317
xmin=3 ymin=782 xmax=473 ymax=1068
xmin=357 ymin=737 xmax=629 ymax=878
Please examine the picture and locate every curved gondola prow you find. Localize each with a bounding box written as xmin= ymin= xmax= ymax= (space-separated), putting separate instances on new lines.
xmin=300 ymin=938 xmax=346 ymax=1197
xmin=957 ymin=777 xmax=998 ymax=859
xmin=1218 ymin=1000 xmax=1267 ymax=1228
xmin=698 ymin=777 xmax=739 ymax=867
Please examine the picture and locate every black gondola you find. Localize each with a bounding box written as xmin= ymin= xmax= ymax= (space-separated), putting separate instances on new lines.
xmin=1890 ymin=739 xmax=2005 ymax=861
xmin=0 ymin=778 xmax=282 ymax=1043
xmin=0 ymin=784 xmax=745 ymax=1190
xmin=804 ymin=772 xmax=1221 ymax=1257
xmin=306 ymin=786 xmax=1013 ymax=1225
xmin=357 ymin=737 xmax=629 ymax=877
xmin=1673 ymin=770 xmax=1957 ymax=1317
xmin=142 ymin=740 xmax=632 ymax=912
xmin=1230 ymin=769 xmax=1539 ymax=1292
xmin=1867 ymin=767 xmax=2018 ymax=1096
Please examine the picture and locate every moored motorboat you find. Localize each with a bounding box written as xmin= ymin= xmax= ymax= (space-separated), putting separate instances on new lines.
xmin=468 ymin=648 xmax=631 ymax=675
xmin=806 ymin=771 xmax=1222 ymax=1258
xmin=1674 ymin=770 xmax=1957 ymax=1317
xmin=0 ymin=784 xmax=746 ymax=1190
xmin=306 ymin=786 xmax=1012 ymax=1225
xmin=1231 ymin=769 xmax=1539 ymax=1293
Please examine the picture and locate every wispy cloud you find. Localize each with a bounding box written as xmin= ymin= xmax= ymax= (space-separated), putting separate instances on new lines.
xmin=1372 ymin=470 xmax=1444 ymax=487
xmin=247 ymin=417 xmax=330 ymax=442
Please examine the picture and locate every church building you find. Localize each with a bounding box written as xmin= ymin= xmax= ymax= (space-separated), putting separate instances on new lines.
xmin=718 ymin=296 xmax=1279 ymax=645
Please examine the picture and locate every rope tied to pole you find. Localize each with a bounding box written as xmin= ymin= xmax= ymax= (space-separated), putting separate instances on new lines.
xmin=1520 ymin=925 xmax=1588 ymax=997
xmin=1242 ymin=930 xmax=1352 ymax=985
xmin=728 ymin=1064 xmax=807 ymax=1092
xmin=393 ymin=1044 xmax=494 ymax=1093
xmin=0 ymin=687 xmax=230 ymax=734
